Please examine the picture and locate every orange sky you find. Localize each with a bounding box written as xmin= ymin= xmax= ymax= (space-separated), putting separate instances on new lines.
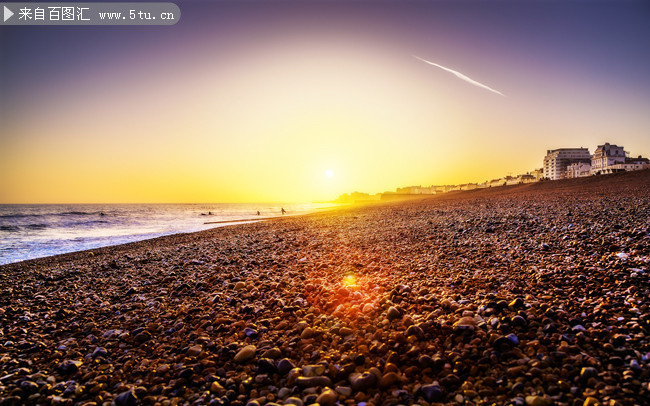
xmin=1 ymin=1 xmax=649 ymax=203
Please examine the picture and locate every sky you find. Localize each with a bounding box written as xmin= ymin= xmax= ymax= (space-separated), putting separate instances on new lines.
xmin=1 ymin=0 xmax=649 ymax=203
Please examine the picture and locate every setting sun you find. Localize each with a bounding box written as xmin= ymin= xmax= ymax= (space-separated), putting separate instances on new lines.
xmin=325 ymin=169 xmax=334 ymax=178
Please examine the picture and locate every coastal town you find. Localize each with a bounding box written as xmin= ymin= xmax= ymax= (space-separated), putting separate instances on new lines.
xmin=336 ymin=142 xmax=650 ymax=203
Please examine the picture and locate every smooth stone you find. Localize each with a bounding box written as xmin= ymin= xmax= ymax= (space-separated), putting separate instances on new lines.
xmin=261 ymin=347 xmax=282 ymax=359
xmin=91 ymin=347 xmax=108 ymax=358
xmin=316 ymin=388 xmax=338 ymax=406
xmin=580 ymin=367 xmax=598 ymax=379
xmin=178 ymin=367 xmax=194 ymax=379
xmin=114 ymin=390 xmax=138 ymax=406
xmin=506 ymin=333 xmax=520 ymax=346
xmin=583 ymin=397 xmax=600 ymax=406
xmin=234 ymin=281 xmax=246 ymax=290
xmin=494 ymin=336 xmax=514 ymax=351
xmin=277 ymin=358 xmax=295 ymax=375
xmin=336 ymin=386 xmax=353 ymax=397
xmin=303 ymin=394 xmax=318 ymax=405
xmin=300 ymin=327 xmax=316 ymax=339
xmin=234 ymin=345 xmax=256 ymax=363
xmin=453 ymin=316 xmax=477 ymax=327
xmin=257 ymin=358 xmax=278 ymax=374
xmin=244 ymin=328 xmax=258 ymax=338
xmin=440 ymin=374 xmax=460 ymax=388
xmin=303 ymin=364 xmax=326 ymax=377
xmin=277 ymin=387 xmax=291 ymax=398
xmin=405 ymin=325 xmax=424 ymax=337
xmin=134 ymin=330 xmax=151 ymax=343
xmin=362 ymin=304 xmax=374 ymax=313
xmin=511 ymin=382 xmax=525 ymax=393
xmin=421 ymin=384 xmax=444 ymax=402
xmin=210 ymin=381 xmax=224 ymax=393
xmin=58 ymin=360 xmax=82 ymax=375
xmin=187 ymin=345 xmax=202 ymax=357
xmin=339 ymin=327 xmax=353 ymax=336
xmin=509 ymin=298 xmax=525 ymax=308
xmin=387 ymin=306 xmax=401 ymax=320
xmin=284 ymin=397 xmax=303 ymax=406
xmin=379 ymin=372 xmax=400 ymax=388
xmin=19 ymin=381 xmax=39 ymax=394
xmin=349 ymin=372 xmax=378 ymax=391
xmin=525 ymin=395 xmax=552 ymax=406
xmin=511 ymin=315 xmax=527 ymax=327
xmin=296 ymin=376 xmax=332 ymax=388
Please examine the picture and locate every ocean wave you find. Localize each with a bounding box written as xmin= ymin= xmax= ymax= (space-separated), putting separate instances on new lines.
xmin=73 ymin=220 xmax=110 ymax=226
xmin=0 ymin=225 xmax=20 ymax=231
xmin=26 ymin=223 xmax=48 ymax=230
xmin=0 ymin=211 xmax=108 ymax=219
xmin=0 ymin=213 xmax=42 ymax=219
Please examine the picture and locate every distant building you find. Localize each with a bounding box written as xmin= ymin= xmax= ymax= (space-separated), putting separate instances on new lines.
xmin=518 ymin=174 xmax=537 ymax=184
xmin=505 ymin=176 xmax=520 ymax=186
xmin=530 ymin=168 xmax=544 ymax=180
xmin=543 ymin=148 xmax=591 ymax=180
xmin=460 ymin=183 xmax=478 ymax=191
xmin=335 ymin=191 xmax=378 ymax=203
xmin=591 ymin=143 xmax=626 ymax=175
xmin=488 ymin=178 xmax=505 ymax=187
xmin=566 ymin=162 xmax=591 ymax=178
xmin=600 ymin=156 xmax=650 ymax=174
xmin=395 ymin=186 xmax=436 ymax=194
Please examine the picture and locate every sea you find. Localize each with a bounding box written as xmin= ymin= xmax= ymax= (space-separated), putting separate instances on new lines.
xmin=0 ymin=203 xmax=335 ymax=265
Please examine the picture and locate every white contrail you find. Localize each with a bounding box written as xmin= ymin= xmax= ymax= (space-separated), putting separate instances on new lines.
xmin=413 ymin=55 xmax=505 ymax=97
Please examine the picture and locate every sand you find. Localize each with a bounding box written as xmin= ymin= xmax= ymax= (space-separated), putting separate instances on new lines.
xmin=0 ymin=170 xmax=648 ymax=406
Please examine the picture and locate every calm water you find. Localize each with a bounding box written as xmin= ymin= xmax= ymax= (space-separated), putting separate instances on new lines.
xmin=0 ymin=203 xmax=334 ymax=265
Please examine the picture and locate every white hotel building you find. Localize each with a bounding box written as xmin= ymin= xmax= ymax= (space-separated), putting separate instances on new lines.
xmin=590 ymin=143 xmax=626 ymax=175
xmin=542 ymin=148 xmax=592 ymax=180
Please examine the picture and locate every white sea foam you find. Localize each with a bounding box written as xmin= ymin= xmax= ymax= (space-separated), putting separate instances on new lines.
xmin=0 ymin=203 xmax=334 ymax=265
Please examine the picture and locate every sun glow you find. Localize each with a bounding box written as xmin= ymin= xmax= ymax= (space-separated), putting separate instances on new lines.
xmin=342 ymin=274 xmax=357 ymax=288
xmin=325 ymin=169 xmax=334 ymax=178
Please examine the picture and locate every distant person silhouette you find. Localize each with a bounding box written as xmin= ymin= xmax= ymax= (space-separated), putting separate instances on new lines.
xmin=256 ymin=211 xmax=261 ymax=216
xmin=281 ymin=208 xmax=286 ymax=215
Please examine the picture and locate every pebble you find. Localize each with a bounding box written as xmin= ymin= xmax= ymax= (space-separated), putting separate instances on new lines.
xmin=349 ymin=372 xmax=378 ymax=391
xmin=277 ymin=358 xmax=295 ymax=375
xmin=300 ymin=327 xmax=316 ymax=339
xmin=58 ymin=360 xmax=82 ymax=375
xmin=186 ymin=345 xmax=202 ymax=357
xmin=296 ymin=376 xmax=332 ymax=388
xmin=421 ymin=384 xmax=444 ymax=402
xmin=284 ymin=397 xmax=303 ymax=406
xmin=234 ymin=345 xmax=256 ymax=363
xmin=316 ymin=388 xmax=338 ymax=406
xmin=580 ymin=367 xmax=598 ymax=380
xmin=525 ymin=396 xmax=552 ymax=406
xmin=379 ymin=372 xmax=400 ymax=388
xmin=113 ymin=390 xmax=138 ymax=406
xmin=386 ymin=306 xmax=401 ymax=320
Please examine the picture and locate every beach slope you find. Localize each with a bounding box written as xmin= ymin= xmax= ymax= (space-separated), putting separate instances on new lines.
xmin=1 ymin=170 xmax=649 ymax=405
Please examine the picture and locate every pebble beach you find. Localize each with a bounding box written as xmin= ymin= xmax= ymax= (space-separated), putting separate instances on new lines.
xmin=1 ymin=170 xmax=649 ymax=406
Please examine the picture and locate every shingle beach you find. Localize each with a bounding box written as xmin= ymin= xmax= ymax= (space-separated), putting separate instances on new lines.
xmin=1 ymin=170 xmax=649 ymax=406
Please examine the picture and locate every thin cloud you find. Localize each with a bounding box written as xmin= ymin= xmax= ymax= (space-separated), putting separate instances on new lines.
xmin=413 ymin=55 xmax=505 ymax=97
